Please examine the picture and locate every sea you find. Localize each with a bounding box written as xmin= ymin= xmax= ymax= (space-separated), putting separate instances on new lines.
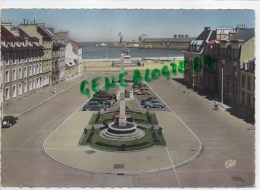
xmin=81 ymin=42 xmax=184 ymax=60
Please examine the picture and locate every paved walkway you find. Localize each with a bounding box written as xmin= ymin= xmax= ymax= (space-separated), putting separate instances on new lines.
xmin=3 ymin=73 xmax=94 ymax=116
xmin=43 ymin=110 xmax=201 ymax=175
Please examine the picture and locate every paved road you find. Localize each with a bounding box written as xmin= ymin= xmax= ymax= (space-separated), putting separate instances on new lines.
xmin=148 ymin=77 xmax=255 ymax=187
xmin=1 ymin=72 xmax=255 ymax=187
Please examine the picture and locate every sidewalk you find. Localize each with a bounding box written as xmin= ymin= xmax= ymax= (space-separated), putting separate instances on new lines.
xmin=171 ymin=78 xmax=254 ymax=124
xmin=172 ymin=78 xmax=230 ymax=109
xmin=3 ymin=73 xmax=93 ymax=116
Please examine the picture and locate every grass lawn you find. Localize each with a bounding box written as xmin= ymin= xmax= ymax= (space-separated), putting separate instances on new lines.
xmin=79 ymin=127 xmax=166 ymax=152
xmin=89 ymin=112 xmax=158 ymax=125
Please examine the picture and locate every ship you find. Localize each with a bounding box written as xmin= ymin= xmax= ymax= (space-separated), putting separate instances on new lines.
xmin=96 ymin=42 xmax=139 ymax=48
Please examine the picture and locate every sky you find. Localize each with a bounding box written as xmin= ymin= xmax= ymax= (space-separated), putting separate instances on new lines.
xmin=1 ymin=9 xmax=255 ymax=42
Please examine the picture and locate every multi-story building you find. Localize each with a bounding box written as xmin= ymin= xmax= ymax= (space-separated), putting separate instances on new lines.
xmin=54 ymin=31 xmax=82 ymax=80
xmin=184 ymin=27 xmax=217 ymax=89
xmin=139 ymin=34 xmax=195 ymax=49
xmin=64 ymin=40 xmax=82 ymax=79
xmin=240 ymin=59 xmax=255 ymax=117
xmin=184 ymin=26 xmax=239 ymax=93
xmin=218 ymin=28 xmax=255 ymax=106
xmin=52 ymin=38 xmax=66 ymax=84
xmin=19 ymin=21 xmax=53 ymax=86
xmin=202 ymin=28 xmax=237 ymax=98
xmin=184 ymin=26 xmax=255 ymax=119
xmin=1 ymin=23 xmax=44 ymax=103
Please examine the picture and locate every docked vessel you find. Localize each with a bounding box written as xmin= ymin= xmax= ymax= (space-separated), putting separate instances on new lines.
xmin=96 ymin=42 xmax=139 ymax=48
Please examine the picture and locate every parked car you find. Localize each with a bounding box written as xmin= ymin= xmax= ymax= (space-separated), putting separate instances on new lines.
xmin=132 ymin=83 xmax=148 ymax=90
xmin=93 ymin=91 xmax=117 ymax=101
xmin=141 ymin=97 xmax=157 ymax=105
xmin=133 ymin=88 xmax=150 ymax=95
xmin=143 ymin=99 xmax=165 ymax=108
xmin=82 ymin=101 xmax=108 ymax=111
xmin=90 ymin=97 xmax=115 ymax=107
xmin=1 ymin=116 xmax=18 ymax=128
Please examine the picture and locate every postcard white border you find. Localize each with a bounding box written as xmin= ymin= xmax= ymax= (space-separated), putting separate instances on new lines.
xmin=0 ymin=1 xmax=259 ymax=190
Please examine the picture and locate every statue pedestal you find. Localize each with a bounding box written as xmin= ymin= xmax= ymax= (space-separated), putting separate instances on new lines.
xmin=100 ymin=122 xmax=145 ymax=141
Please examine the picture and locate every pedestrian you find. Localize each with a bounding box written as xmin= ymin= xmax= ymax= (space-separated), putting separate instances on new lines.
xmin=214 ymin=101 xmax=218 ymax=110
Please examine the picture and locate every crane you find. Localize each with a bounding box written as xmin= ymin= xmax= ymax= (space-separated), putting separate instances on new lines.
xmin=118 ymin=32 xmax=123 ymax=43
xmin=138 ymin=34 xmax=148 ymax=41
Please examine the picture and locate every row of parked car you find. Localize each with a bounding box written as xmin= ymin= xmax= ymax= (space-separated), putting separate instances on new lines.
xmin=82 ymin=91 xmax=117 ymax=111
xmin=133 ymin=83 xmax=165 ymax=109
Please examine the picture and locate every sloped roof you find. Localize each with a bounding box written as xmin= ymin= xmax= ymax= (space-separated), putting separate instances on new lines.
xmin=19 ymin=28 xmax=39 ymax=42
xmin=37 ymin=26 xmax=53 ymax=38
xmin=1 ymin=25 xmax=14 ymax=37
xmin=229 ymin=28 xmax=255 ymax=43
xmin=196 ymin=29 xmax=216 ymax=41
xmin=70 ymin=39 xmax=81 ymax=48
xmin=188 ymin=28 xmax=217 ymax=53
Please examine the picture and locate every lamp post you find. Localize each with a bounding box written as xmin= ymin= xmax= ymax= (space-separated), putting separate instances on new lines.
xmin=221 ymin=59 xmax=225 ymax=104
xmin=192 ymin=58 xmax=195 ymax=90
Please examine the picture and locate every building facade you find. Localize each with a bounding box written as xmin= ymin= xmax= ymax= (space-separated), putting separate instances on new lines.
xmin=54 ymin=32 xmax=82 ymax=80
xmin=184 ymin=27 xmax=217 ymax=89
xmin=218 ymin=28 xmax=255 ymax=106
xmin=1 ymin=23 xmax=44 ymax=103
xmin=64 ymin=41 xmax=82 ymax=79
xmin=52 ymin=40 xmax=66 ymax=84
xmin=19 ymin=21 xmax=53 ymax=86
xmin=184 ymin=26 xmax=255 ymax=119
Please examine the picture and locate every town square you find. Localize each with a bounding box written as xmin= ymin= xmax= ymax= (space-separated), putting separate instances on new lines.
xmin=0 ymin=3 xmax=258 ymax=188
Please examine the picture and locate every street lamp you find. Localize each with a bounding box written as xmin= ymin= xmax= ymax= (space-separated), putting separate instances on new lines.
xmin=221 ymin=59 xmax=225 ymax=104
xmin=191 ymin=58 xmax=195 ymax=90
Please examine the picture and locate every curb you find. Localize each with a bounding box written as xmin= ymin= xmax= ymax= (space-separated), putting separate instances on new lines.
xmin=18 ymin=73 xmax=94 ymax=117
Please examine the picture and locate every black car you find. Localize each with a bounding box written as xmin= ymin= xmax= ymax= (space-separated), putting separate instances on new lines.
xmin=82 ymin=101 xmax=108 ymax=111
xmin=1 ymin=116 xmax=18 ymax=128
xmin=141 ymin=97 xmax=157 ymax=105
xmin=93 ymin=91 xmax=117 ymax=101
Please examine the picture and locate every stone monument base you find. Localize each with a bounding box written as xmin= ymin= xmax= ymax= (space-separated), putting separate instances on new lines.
xmin=100 ymin=122 xmax=145 ymax=141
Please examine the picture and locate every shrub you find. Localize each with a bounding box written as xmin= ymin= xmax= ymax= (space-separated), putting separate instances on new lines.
xmin=86 ymin=131 xmax=94 ymax=143
xmin=95 ymin=111 xmax=101 ymax=122
xmin=147 ymin=115 xmax=152 ymax=123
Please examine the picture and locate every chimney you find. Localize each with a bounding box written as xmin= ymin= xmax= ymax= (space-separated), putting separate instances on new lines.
xmin=34 ymin=19 xmax=36 ymax=24
xmin=23 ymin=18 xmax=25 ymax=24
xmin=27 ymin=20 xmax=28 ymax=24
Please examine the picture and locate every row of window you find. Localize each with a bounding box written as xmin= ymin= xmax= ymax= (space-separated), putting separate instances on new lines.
xmin=241 ymin=91 xmax=254 ymax=108
xmin=4 ymin=76 xmax=50 ymax=100
xmin=221 ymin=47 xmax=240 ymax=59
xmin=4 ymin=64 xmax=43 ymax=83
xmin=241 ymin=74 xmax=254 ymax=91
xmin=52 ymin=50 xmax=65 ymax=57
xmin=2 ymin=51 xmax=43 ymax=65
xmin=191 ymin=45 xmax=240 ymax=60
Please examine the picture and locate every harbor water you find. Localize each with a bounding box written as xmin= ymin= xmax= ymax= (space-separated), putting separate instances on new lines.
xmin=81 ymin=42 xmax=184 ymax=59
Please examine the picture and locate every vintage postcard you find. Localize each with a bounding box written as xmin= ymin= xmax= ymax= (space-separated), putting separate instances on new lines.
xmin=0 ymin=0 xmax=258 ymax=188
